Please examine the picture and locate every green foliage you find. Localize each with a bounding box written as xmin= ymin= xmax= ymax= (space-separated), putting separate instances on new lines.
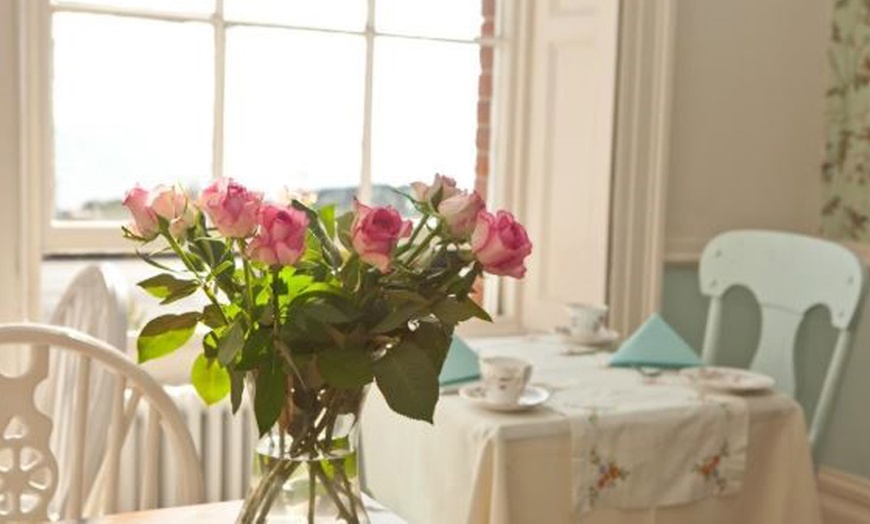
xmin=318 ymin=345 xmax=374 ymax=389
xmin=255 ymin=360 xmax=287 ymax=436
xmin=432 ymin=297 xmax=492 ymax=325
xmin=191 ymin=354 xmax=231 ymax=405
xmin=126 ymin=188 xmax=506 ymax=432
xmin=372 ymin=339 xmax=440 ymax=423
xmin=137 ymin=312 xmax=200 ymax=363
xmin=217 ymin=319 xmax=246 ymax=366
xmin=137 ymin=273 xmax=199 ymax=304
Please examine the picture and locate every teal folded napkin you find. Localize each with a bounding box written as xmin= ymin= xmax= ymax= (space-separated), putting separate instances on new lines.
xmin=610 ymin=314 xmax=702 ymax=369
xmin=439 ymin=337 xmax=480 ymax=391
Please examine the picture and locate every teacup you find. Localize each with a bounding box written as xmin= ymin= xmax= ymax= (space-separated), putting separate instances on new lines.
xmin=565 ymin=302 xmax=608 ymax=340
xmin=480 ymin=357 xmax=532 ymax=405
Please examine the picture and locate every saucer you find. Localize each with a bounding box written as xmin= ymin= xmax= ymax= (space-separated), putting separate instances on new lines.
xmin=458 ymin=384 xmax=551 ymax=412
xmin=681 ymin=366 xmax=775 ymax=394
xmin=555 ymin=327 xmax=620 ymax=349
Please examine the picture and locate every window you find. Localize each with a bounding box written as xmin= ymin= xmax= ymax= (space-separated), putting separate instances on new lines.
xmin=42 ymin=0 xmax=498 ymax=252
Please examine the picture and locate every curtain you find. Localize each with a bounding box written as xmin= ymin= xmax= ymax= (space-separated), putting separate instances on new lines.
xmin=822 ymin=0 xmax=870 ymax=239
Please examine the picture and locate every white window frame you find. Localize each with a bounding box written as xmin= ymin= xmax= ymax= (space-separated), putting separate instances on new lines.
xmin=23 ymin=0 xmax=506 ymax=254
xmin=18 ymin=0 xmax=530 ymax=333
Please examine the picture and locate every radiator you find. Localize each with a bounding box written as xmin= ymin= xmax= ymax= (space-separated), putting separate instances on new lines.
xmin=116 ymin=385 xmax=258 ymax=511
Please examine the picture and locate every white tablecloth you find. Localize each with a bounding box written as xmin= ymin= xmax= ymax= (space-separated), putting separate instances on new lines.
xmin=361 ymin=335 xmax=822 ymax=524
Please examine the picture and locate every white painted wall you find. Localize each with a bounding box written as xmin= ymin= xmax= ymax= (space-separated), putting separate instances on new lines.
xmin=519 ymin=0 xmax=620 ymax=331
xmin=0 ymin=0 xmax=28 ymax=322
xmin=665 ymin=0 xmax=830 ymax=260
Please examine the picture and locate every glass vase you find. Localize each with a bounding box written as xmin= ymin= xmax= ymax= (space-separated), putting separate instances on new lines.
xmin=236 ymin=385 xmax=370 ymax=524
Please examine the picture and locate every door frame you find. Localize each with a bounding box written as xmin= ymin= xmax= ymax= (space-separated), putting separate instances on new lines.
xmin=607 ymin=0 xmax=677 ymax=335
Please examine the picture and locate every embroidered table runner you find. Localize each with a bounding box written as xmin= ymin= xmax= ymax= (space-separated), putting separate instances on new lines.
xmin=474 ymin=337 xmax=749 ymax=516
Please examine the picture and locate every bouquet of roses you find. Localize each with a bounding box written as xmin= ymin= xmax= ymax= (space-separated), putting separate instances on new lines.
xmin=122 ymin=174 xmax=531 ymax=523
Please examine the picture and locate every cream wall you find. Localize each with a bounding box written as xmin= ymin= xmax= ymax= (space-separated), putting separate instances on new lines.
xmin=0 ymin=0 xmax=27 ymax=322
xmin=665 ymin=0 xmax=830 ymax=260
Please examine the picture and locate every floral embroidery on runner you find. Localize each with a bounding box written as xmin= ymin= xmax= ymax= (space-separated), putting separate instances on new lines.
xmin=588 ymin=448 xmax=630 ymax=506
xmin=693 ymin=442 xmax=730 ymax=493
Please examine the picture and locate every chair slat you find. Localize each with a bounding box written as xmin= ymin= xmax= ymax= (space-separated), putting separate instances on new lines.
xmin=140 ymin=405 xmax=160 ymax=510
xmin=66 ymin=355 xmax=92 ymax=519
xmin=83 ymin=388 xmax=141 ymax=515
xmin=102 ymin=376 xmax=127 ymax=514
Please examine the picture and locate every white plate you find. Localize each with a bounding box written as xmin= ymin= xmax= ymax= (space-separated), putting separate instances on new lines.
xmin=681 ymin=366 xmax=775 ymax=393
xmin=458 ymin=384 xmax=551 ymax=412
xmin=555 ymin=327 xmax=620 ymax=348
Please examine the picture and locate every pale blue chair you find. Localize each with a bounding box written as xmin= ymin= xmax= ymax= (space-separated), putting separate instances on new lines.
xmin=699 ymin=230 xmax=868 ymax=457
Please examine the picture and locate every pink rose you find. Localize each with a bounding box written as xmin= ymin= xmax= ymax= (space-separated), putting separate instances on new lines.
xmin=122 ymin=184 xmax=195 ymax=240
xmin=410 ymin=174 xmax=460 ymax=204
xmin=123 ymin=185 xmax=159 ymax=240
xmin=471 ymin=210 xmax=532 ymax=278
xmin=351 ymin=200 xmax=412 ymax=273
xmin=199 ymin=178 xmax=263 ymax=238
xmin=247 ymin=204 xmax=309 ymax=266
xmin=438 ymin=191 xmax=486 ymax=238
xmin=150 ymin=185 xmax=197 ymax=239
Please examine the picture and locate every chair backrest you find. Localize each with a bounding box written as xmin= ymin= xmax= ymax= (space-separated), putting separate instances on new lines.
xmin=699 ymin=230 xmax=868 ymax=455
xmin=49 ymin=263 xmax=129 ymax=351
xmin=45 ymin=263 xmax=130 ymax=516
xmin=0 ymin=323 xmax=204 ymax=521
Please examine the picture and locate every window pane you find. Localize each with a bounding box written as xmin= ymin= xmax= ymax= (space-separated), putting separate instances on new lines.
xmin=224 ymin=0 xmax=366 ymax=32
xmin=371 ymin=37 xmax=479 ymax=208
xmin=376 ymin=0 xmax=483 ymax=40
xmin=53 ymin=0 xmax=214 ymax=15
xmin=52 ymin=13 xmax=214 ymax=220
xmin=224 ymin=28 xmax=365 ymax=212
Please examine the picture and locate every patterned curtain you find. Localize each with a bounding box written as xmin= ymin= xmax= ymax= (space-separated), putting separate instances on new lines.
xmin=822 ymin=0 xmax=870 ymax=239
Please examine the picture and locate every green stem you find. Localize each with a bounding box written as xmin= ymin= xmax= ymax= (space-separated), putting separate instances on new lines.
xmin=164 ymin=230 xmax=229 ymax=324
xmin=396 ymin=216 xmax=429 ymax=255
xmin=312 ymin=463 xmax=357 ymax=523
xmin=238 ymin=239 xmax=256 ymax=313
xmin=308 ymin=465 xmax=316 ymax=523
xmin=404 ymin=228 xmax=439 ymax=266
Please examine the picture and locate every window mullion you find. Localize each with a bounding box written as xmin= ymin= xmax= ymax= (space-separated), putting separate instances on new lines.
xmin=359 ymin=0 xmax=376 ymax=203
xmin=212 ymin=0 xmax=226 ymax=181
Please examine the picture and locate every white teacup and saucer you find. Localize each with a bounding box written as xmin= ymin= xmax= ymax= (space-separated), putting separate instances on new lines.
xmin=555 ymin=303 xmax=620 ymax=353
xmin=459 ymin=357 xmax=550 ymax=412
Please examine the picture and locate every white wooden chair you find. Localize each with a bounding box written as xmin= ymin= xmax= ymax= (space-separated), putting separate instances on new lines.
xmin=44 ymin=264 xmax=129 ymax=516
xmin=0 ymin=323 xmax=204 ymax=521
xmin=699 ymin=230 xmax=868 ymax=456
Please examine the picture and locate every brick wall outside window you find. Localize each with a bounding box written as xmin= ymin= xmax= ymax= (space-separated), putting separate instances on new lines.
xmin=475 ymin=0 xmax=496 ymax=201
xmin=472 ymin=0 xmax=496 ymax=303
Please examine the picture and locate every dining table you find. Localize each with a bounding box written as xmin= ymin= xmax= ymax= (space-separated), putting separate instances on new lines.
xmin=360 ymin=334 xmax=823 ymax=524
xmin=63 ymin=496 xmax=406 ymax=523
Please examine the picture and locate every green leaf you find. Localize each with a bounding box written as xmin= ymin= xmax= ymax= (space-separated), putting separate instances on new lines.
xmin=202 ymin=330 xmax=219 ymax=359
xmin=372 ymin=303 xmax=427 ymax=333
xmin=318 ymin=347 xmax=374 ymax=389
xmin=384 ymin=289 xmax=429 ymax=305
xmin=318 ymin=204 xmax=337 ymax=239
xmin=189 ymin=236 xmax=228 ymax=268
xmin=209 ymin=259 xmax=235 ymax=280
xmin=137 ymin=273 xmax=198 ymax=300
xmin=238 ymin=325 xmax=271 ymax=370
xmin=202 ymin=304 xmax=227 ymax=329
xmin=217 ymin=319 xmax=246 ymax=366
xmin=336 ymin=211 xmax=355 ymax=252
xmin=191 ymin=354 xmax=231 ymax=405
xmin=229 ymin=367 xmax=245 ymax=414
xmin=410 ymin=320 xmax=453 ymax=373
xmin=372 ymin=340 xmax=439 ymax=423
xmin=292 ymin=200 xmax=342 ymax=268
xmin=255 ymin=360 xmax=287 ymax=436
xmin=137 ymin=250 xmax=181 ymax=273
xmin=431 ymin=297 xmax=491 ymax=325
xmin=159 ymin=283 xmax=200 ymax=305
xmin=137 ymin=312 xmax=200 ymax=363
